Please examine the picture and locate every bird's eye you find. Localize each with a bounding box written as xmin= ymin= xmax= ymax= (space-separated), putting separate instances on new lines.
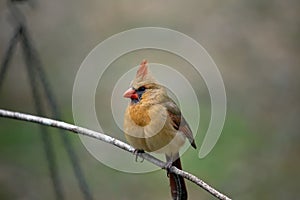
xmin=137 ymin=86 xmax=146 ymax=91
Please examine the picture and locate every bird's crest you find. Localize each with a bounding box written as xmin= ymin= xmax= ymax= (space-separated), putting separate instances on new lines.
xmin=136 ymin=59 xmax=148 ymax=79
xmin=133 ymin=60 xmax=157 ymax=86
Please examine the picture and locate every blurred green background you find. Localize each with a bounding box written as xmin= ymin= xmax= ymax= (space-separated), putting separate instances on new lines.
xmin=0 ymin=0 xmax=299 ymax=199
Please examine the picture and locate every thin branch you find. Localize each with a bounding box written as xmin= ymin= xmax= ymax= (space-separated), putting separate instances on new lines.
xmin=0 ymin=108 xmax=231 ymax=200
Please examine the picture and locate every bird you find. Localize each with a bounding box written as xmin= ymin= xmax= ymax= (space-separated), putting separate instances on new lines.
xmin=123 ymin=60 xmax=196 ymax=200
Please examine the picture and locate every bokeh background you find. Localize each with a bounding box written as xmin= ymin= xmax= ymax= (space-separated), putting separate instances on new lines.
xmin=0 ymin=0 xmax=299 ymax=199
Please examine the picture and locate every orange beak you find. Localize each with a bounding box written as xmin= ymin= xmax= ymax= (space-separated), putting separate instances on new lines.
xmin=123 ymin=88 xmax=138 ymax=99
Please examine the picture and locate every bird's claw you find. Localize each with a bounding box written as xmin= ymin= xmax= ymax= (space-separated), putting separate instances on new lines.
xmin=163 ymin=161 xmax=173 ymax=177
xmin=133 ymin=149 xmax=145 ymax=162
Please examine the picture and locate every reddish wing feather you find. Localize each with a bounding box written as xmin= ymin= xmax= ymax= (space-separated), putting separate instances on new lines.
xmin=163 ymin=99 xmax=197 ymax=149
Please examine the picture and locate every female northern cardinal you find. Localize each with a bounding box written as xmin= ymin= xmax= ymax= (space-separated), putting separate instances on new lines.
xmin=123 ymin=60 xmax=196 ymax=200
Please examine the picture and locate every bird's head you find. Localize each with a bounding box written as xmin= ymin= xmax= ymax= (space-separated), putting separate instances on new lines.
xmin=123 ymin=60 xmax=165 ymax=104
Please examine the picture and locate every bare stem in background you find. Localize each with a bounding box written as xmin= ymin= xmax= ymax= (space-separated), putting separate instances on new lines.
xmin=0 ymin=108 xmax=231 ymax=200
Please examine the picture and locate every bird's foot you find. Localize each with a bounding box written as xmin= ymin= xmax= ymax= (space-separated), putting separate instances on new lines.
xmin=163 ymin=161 xmax=173 ymax=177
xmin=133 ymin=149 xmax=145 ymax=162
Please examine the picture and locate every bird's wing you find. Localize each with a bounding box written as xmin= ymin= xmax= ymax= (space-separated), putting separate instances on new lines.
xmin=162 ymin=98 xmax=197 ymax=149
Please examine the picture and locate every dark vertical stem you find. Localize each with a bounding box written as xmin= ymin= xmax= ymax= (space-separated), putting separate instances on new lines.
xmin=0 ymin=26 xmax=21 ymax=89
xmin=20 ymin=26 xmax=65 ymax=200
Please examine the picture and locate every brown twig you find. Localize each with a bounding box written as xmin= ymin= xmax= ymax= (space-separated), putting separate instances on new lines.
xmin=0 ymin=108 xmax=231 ymax=200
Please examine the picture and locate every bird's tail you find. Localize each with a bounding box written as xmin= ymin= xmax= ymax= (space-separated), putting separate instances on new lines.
xmin=166 ymin=154 xmax=188 ymax=200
